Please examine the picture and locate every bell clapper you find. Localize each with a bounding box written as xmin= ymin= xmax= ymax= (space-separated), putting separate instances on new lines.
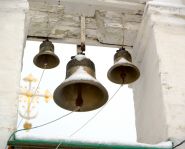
xmin=43 ymin=57 xmax=49 ymax=68
xmin=75 ymin=84 xmax=83 ymax=111
xmin=44 ymin=63 xmax=48 ymax=69
xmin=76 ymin=106 xmax=81 ymax=112
xmin=121 ymin=72 xmax=126 ymax=84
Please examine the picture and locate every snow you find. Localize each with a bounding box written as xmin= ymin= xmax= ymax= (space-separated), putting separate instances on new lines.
xmin=15 ymin=135 xmax=172 ymax=148
xmin=74 ymin=54 xmax=86 ymax=61
xmin=114 ymin=57 xmax=131 ymax=65
xmin=63 ymin=66 xmax=98 ymax=83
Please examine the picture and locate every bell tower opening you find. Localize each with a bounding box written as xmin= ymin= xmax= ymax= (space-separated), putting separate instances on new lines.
xmin=16 ymin=40 xmax=137 ymax=143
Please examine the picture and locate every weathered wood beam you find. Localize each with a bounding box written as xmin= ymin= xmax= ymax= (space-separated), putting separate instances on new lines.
xmin=27 ymin=35 xmax=133 ymax=50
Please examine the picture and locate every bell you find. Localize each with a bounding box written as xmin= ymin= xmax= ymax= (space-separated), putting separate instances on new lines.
xmin=107 ymin=47 xmax=140 ymax=84
xmin=33 ymin=39 xmax=60 ymax=69
xmin=54 ymin=54 xmax=108 ymax=112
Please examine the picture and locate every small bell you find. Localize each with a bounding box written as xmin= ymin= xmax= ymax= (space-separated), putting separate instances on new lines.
xmin=107 ymin=47 xmax=140 ymax=84
xmin=33 ymin=39 xmax=60 ymax=69
xmin=54 ymin=54 xmax=108 ymax=112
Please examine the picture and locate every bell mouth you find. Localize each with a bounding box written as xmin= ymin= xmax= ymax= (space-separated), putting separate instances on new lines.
xmin=33 ymin=52 xmax=60 ymax=69
xmin=53 ymin=80 xmax=108 ymax=112
xmin=107 ymin=63 xmax=140 ymax=84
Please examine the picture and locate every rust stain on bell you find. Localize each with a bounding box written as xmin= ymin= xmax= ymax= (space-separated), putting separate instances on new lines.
xmin=54 ymin=54 xmax=109 ymax=112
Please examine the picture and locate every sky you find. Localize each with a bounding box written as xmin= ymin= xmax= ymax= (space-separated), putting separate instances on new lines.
xmin=16 ymin=40 xmax=137 ymax=143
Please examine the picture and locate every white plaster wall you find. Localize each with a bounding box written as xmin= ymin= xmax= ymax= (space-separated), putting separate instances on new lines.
xmin=154 ymin=24 xmax=185 ymax=140
xmin=154 ymin=0 xmax=184 ymax=4
xmin=0 ymin=1 xmax=28 ymax=148
xmin=132 ymin=21 xmax=167 ymax=143
xmin=133 ymin=1 xmax=185 ymax=147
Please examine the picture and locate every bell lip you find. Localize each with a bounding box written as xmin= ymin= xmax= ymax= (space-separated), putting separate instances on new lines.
xmin=33 ymin=51 xmax=60 ymax=69
xmin=107 ymin=62 xmax=140 ymax=84
xmin=53 ymin=79 xmax=109 ymax=112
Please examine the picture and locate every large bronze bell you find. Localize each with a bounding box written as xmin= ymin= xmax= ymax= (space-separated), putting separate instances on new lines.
xmin=107 ymin=47 xmax=140 ymax=84
xmin=33 ymin=39 xmax=60 ymax=69
xmin=54 ymin=54 xmax=108 ymax=112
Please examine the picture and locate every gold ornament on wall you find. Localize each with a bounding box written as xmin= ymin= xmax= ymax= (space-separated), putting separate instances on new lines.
xmin=18 ymin=74 xmax=52 ymax=130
